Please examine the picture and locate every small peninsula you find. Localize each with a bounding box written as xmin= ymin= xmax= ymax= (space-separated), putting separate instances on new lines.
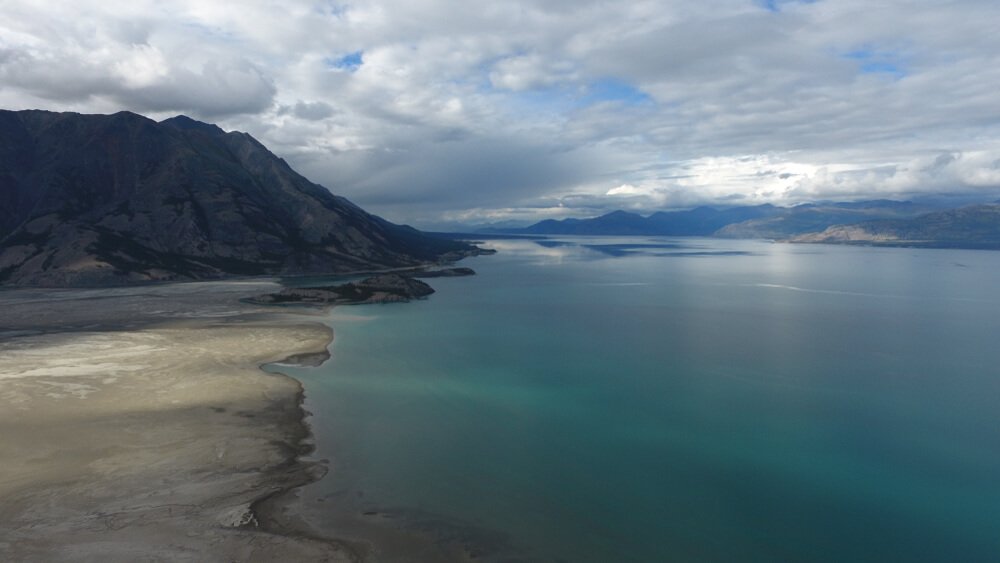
xmin=250 ymin=273 xmax=437 ymax=305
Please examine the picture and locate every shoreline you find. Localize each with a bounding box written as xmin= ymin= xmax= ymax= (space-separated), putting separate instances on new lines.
xmin=252 ymin=319 xmax=478 ymax=563
xmin=0 ymin=280 xmax=355 ymax=561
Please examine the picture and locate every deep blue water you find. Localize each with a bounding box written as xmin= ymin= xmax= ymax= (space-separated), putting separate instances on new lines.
xmin=282 ymin=238 xmax=1000 ymax=562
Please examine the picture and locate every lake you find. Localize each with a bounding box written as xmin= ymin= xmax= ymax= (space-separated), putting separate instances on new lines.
xmin=281 ymin=237 xmax=1000 ymax=562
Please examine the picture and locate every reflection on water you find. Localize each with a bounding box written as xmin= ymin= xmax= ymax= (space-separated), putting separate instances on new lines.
xmin=285 ymin=237 xmax=1000 ymax=562
xmin=533 ymin=237 xmax=756 ymax=257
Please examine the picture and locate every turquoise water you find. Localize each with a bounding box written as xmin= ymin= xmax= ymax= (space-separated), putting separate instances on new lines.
xmin=283 ymin=238 xmax=1000 ymax=562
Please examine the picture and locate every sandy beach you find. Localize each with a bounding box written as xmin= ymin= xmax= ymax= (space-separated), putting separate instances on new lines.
xmin=0 ymin=280 xmax=357 ymax=562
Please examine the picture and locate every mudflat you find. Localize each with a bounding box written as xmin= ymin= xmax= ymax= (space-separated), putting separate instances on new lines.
xmin=0 ymin=281 xmax=356 ymax=562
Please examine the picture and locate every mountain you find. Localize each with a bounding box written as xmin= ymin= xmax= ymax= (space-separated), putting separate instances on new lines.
xmin=791 ymin=204 xmax=1000 ymax=248
xmin=645 ymin=205 xmax=782 ymax=236
xmin=509 ymin=205 xmax=780 ymax=236
xmin=505 ymin=202 xmax=922 ymax=238
xmin=0 ymin=110 xmax=476 ymax=286
xmin=517 ymin=210 xmax=649 ymax=235
xmin=715 ymin=200 xmax=937 ymax=239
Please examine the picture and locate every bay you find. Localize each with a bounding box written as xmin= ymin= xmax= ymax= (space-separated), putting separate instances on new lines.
xmin=281 ymin=237 xmax=1000 ymax=562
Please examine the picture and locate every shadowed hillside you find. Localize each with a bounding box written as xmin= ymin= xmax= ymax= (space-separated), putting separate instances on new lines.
xmin=0 ymin=110 xmax=478 ymax=286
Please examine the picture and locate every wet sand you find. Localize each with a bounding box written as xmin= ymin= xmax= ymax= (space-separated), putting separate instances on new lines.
xmin=0 ymin=281 xmax=355 ymax=562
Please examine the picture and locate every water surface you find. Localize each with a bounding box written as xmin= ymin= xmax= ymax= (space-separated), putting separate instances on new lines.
xmin=283 ymin=238 xmax=1000 ymax=562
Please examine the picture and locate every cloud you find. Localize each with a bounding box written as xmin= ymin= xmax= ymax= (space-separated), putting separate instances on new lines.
xmin=282 ymin=100 xmax=335 ymax=121
xmin=121 ymin=59 xmax=276 ymax=116
xmin=3 ymin=0 xmax=1000 ymax=226
xmin=0 ymin=2 xmax=276 ymax=117
xmin=787 ymin=150 xmax=1000 ymax=200
xmin=489 ymin=53 xmax=578 ymax=91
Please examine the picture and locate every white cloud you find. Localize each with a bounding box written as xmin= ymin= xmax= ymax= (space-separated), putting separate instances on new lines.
xmin=114 ymin=44 xmax=169 ymax=89
xmin=606 ymin=184 xmax=646 ymax=196
xmin=489 ymin=54 xmax=578 ymax=91
xmin=3 ymin=0 xmax=1000 ymax=226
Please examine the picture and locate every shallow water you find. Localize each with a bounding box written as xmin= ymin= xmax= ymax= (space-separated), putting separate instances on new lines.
xmin=283 ymin=238 xmax=1000 ymax=562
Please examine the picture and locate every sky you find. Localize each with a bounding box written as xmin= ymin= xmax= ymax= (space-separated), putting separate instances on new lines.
xmin=3 ymin=0 xmax=1000 ymax=228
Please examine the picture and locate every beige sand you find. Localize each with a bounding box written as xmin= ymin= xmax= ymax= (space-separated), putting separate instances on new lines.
xmin=0 ymin=281 xmax=357 ymax=562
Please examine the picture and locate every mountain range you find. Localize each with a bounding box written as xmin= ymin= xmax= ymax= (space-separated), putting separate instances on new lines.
xmin=511 ymin=205 xmax=783 ymax=236
xmin=0 ymin=110 xmax=478 ymax=286
xmin=497 ymin=200 xmax=1000 ymax=249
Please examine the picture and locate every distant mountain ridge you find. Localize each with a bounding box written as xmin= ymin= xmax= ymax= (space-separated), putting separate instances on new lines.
xmin=0 ymin=110 xmax=477 ymax=286
xmin=513 ymin=205 xmax=783 ymax=236
xmin=501 ymin=200 xmax=937 ymax=238
xmin=792 ymin=204 xmax=1000 ymax=248
xmin=713 ymin=200 xmax=938 ymax=239
xmin=496 ymin=200 xmax=1000 ymax=250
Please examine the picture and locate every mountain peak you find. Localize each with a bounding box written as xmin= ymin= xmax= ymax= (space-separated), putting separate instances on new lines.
xmin=160 ymin=115 xmax=225 ymax=136
xmin=0 ymin=110 xmax=478 ymax=286
xmin=603 ymin=209 xmax=641 ymax=218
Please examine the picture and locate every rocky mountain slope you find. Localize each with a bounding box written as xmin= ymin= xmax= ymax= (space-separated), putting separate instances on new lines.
xmin=791 ymin=204 xmax=1000 ymax=248
xmin=0 ymin=110 xmax=476 ymax=286
xmin=714 ymin=200 xmax=937 ymax=239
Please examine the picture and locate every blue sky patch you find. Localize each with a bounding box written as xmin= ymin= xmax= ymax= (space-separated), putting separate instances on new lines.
xmin=327 ymin=51 xmax=363 ymax=71
xmin=583 ymin=78 xmax=652 ymax=106
xmin=757 ymin=0 xmax=818 ymax=13
xmin=314 ymin=2 xmax=349 ymax=17
xmin=843 ymin=47 xmax=907 ymax=78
